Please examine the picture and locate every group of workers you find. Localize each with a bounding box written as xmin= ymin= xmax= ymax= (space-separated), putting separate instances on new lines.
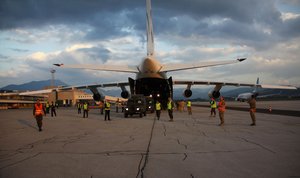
xmin=77 ymin=101 xmax=111 ymax=120
xmin=155 ymin=99 xmax=191 ymax=121
xmin=209 ymin=95 xmax=256 ymax=126
xmin=33 ymin=96 xmax=257 ymax=132
xmin=45 ymin=101 xmax=57 ymax=117
xmin=155 ymin=97 xmax=256 ymax=126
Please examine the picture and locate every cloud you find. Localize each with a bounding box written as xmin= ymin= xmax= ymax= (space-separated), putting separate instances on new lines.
xmin=281 ymin=12 xmax=300 ymax=21
xmin=0 ymin=0 xmax=300 ymax=88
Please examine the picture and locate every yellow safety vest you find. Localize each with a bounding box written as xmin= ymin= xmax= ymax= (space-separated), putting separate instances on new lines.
xmin=187 ymin=101 xmax=191 ymax=107
xmin=105 ymin=102 xmax=111 ymax=110
xmin=83 ymin=103 xmax=88 ymax=110
xmin=156 ymin=102 xmax=161 ymax=110
xmin=210 ymin=100 xmax=217 ymax=108
xmin=167 ymin=101 xmax=173 ymax=110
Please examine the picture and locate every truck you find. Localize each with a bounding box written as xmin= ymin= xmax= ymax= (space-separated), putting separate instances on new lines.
xmin=124 ymin=95 xmax=147 ymax=118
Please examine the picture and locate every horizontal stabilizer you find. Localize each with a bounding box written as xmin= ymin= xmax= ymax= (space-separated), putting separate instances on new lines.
xmin=53 ymin=64 xmax=139 ymax=73
xmin=160 ymin=58 xmax=246 ymax=72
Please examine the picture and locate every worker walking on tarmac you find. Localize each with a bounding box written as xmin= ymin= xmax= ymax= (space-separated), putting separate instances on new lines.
xmin=99 ymin=101 xmax=104 ymax=115
xmin=248 ymin=95 xmax=257 ymax=126
xmin=218 ymin=96 xmax=226 ymax=126
xmin=167 ymin=98 xmax=174 ymax=121
xmin=50 ymin=101 xmax=57 ymax=117
xmin=83 ymin=102 xmax=89 ymax=118
xmin=210 ymin=98 xmax=217 ymax=117
xmin=155 ymin=100 xmax=161 ymax=120
xmin=187 ymin=100 xmax=192 ymax=115
xmin=77 ymin=102 xmax=82 ymax=114
xmin=104 ymin=100 xmax=111 ymax=121
xmin=33 ymin=99 xmax=46 ymax=132
xmin=45 ymin=102 xmax=50 ymax=114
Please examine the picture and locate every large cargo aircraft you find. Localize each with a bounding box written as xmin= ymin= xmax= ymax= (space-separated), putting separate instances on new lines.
xmin=26 ymin=0 xmax=296 ymax=104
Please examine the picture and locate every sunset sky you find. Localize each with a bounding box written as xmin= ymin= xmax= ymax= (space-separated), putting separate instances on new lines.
xmin=1 ymin=0 xmax=300 ymax=88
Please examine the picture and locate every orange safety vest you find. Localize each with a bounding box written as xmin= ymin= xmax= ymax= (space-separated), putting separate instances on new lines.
xmin=218 ymin=100 xmax=226 ymax=112
xmin=35 ymin=104 xmax=44 ymax=116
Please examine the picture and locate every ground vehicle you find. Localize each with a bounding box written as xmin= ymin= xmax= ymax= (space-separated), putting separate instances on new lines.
xmin=124 ymin=95 xmax=147 ymax=118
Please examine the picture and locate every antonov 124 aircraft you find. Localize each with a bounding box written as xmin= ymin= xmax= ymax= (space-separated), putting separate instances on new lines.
xmin=22 ymin=0 xmax=296 ymax=104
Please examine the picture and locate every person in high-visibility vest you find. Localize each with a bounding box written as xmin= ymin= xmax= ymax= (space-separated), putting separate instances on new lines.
xmin=248 ymin=95 xmax=256 ymax=126
xmin=167 ymin=98 xmax=174 ymax=121
xmin=33 ymin=99 xmax=45 ymax=132
xmin=218 ymin=96 xmax=226 ymax=126
xmin=187 ymin=100 xmax=192 ymax=115
xmin=155 ymin=100 xmax=161 ymax=120
xmin=83 ymin=102 xmax=89 ymax=118
xmin=104 ymin=100 xmax=111 ymax=121
xmin=45 ymin=102 xmax=50 ymax=114
xmin=77 ymin=102 xmax=82 ymax=114
xmin=210 ymin=98 xmax=217 ymax=117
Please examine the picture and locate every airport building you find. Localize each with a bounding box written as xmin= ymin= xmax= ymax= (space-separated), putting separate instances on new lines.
xmin=0 ymin=89 xmax=94 ymax=109
xmin=0 ymin=91 xmax=47 ymax=109
xmin=47 ymin=89 xmax=94 ymax=106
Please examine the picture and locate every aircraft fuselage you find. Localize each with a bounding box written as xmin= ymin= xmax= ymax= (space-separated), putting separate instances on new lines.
xmin=130 ymin=56 xmax=172 ymax=104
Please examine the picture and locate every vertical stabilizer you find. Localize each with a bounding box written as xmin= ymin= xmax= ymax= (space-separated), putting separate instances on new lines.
xmin=146 ymin=0 xmax=154 ymax=56
xmin=253 ymin=77 xmax=259 ymax=93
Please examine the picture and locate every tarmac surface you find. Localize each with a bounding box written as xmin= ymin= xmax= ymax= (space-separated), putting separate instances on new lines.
xmin=0 ymin=100 xmax=300 ymax=178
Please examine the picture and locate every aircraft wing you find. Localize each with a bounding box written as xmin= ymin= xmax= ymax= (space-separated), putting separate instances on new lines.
xmin=173 ymin=80 xmax=297 ymax=89
xmin=54 ymin=64 xmax=139 ymax=73
xmin=57 ymin=82 xmax=129 ymax=90
xmin=160 ymin=58 xmax=246 ymax=72
xmin=18 ymin=81 xmax=129 ymax=96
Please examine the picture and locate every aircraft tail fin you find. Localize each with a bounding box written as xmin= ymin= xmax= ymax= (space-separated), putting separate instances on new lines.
xmin=146 ymin=0 xmax=154 ymax=56
xmin=253 ymin=77 xmax=259 ymax=94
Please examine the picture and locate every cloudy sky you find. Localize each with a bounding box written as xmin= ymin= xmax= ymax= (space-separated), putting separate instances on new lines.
xmin=1 ymin=0 xmax=300 ymax=89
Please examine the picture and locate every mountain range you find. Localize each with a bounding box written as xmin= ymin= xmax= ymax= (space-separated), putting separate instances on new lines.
xmin=1 ymin=80 xmax=67 ymax=91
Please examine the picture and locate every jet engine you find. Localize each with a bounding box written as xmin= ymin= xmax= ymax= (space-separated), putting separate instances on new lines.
xmin=121 ymin=90 xmax=129 ymax=99
xmin=93 ymin=93 xmax=102 ymax=101
xmin=183 ymin=89 xmax=192 ymax=98
xmin=208 ymin=84 xmax=222 ymax=99
xmin=89 ymin=87 xmax=104 ymax=101
xmin=208 ymin=90 xmax=220 ymax=98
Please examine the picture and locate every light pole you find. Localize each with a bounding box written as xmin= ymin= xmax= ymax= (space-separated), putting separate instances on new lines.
xmin=50 ymin=69 xmax=56 ymax=88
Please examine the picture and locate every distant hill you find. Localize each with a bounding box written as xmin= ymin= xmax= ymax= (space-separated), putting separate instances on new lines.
xmin=1 ymin=80 xmax=67 ymax=91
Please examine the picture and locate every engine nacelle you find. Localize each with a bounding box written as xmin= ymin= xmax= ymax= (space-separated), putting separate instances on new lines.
xmin=208 ymin=84 xmax=223 ymax=99
xmin=183 ymin=89 xmax=192 ymax=98
xmin=121 ymin=90 xmax=129 ymax=99
xmin=208 ymin=90 xmax=220 ymax=99
xmin=93 ymin=93 xmax=102 ymax=101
